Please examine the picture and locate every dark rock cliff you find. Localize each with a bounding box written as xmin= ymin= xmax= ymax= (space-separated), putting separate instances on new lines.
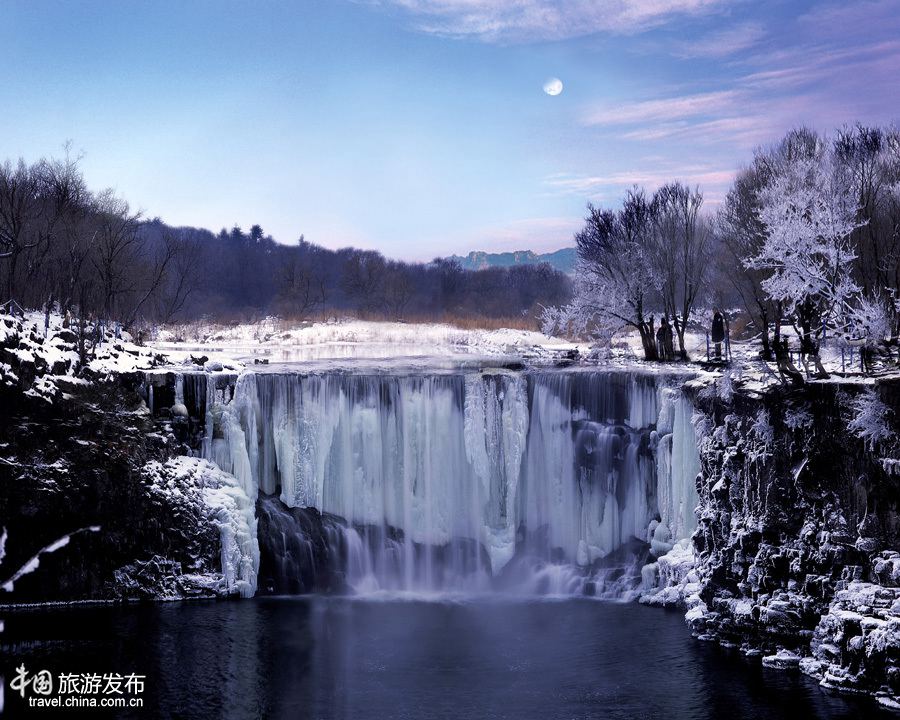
xmin=682 ymin=377 xmax=900 ymax=708
xmin=0 ymin=312 xmax=241 ymax=603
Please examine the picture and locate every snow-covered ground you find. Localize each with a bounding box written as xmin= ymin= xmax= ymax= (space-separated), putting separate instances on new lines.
xmin=151 ymin=317 xmax=587 ymax=368
xmin=144 ymin=316 xmax=898 ymax=403
xmin=1 ymin=310 xmax=170 ymax=402
xmin=4 ymin=309 xmax=889 ymax=404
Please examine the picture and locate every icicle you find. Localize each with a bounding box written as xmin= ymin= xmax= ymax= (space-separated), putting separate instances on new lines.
xmin=202 ymin=369 xmax=698 ymax=596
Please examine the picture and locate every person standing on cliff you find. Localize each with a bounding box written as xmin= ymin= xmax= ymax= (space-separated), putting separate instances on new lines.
xmin=662 ymin=316 xmax=675 ymax=361
xmin=656 ymin=315 xmax=674 ymax=361
xmin=711 ymin=308 xmax=728 ymax=360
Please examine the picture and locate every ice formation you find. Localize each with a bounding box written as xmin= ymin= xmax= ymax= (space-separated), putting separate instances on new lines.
xmin=651 ymin=388 xmax=701 ymax=555
xmin=144 ymin=457 xmax=259 ymax=597
xmin=197 ymin=369 xmax=700 ymax=595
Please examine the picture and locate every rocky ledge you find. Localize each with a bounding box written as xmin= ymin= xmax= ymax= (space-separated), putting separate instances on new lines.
xmin=643 ymin=375 xmax=900 ymax=709
xmin=0 ymin=311 xmax=256 ymax=603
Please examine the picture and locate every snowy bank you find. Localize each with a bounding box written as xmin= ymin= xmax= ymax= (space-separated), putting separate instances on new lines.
xmin=152 ymin=317 xmax=586 ymax=366
xmin=0 ymin=310 xmax=165 ymax=402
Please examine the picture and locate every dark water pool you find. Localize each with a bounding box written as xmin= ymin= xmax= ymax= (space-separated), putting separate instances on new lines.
xmin=0 ymin=598 xmax=888 ymax=719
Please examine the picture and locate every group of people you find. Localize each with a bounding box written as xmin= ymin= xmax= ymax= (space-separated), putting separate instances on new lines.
xmin=654 ymin=309 xmax=730 ymax=363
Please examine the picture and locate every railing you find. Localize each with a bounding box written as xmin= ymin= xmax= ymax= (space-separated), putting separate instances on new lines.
xmin=705 ymin=328 xmax=732 ymax=364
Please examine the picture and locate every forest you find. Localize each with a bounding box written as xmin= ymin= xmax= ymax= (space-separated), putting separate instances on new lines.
xmin=0 ymin=151 xmax=571 ymax=331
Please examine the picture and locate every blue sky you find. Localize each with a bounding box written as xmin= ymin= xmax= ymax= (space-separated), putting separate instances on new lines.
xmin=1 ymin=1 xmax=898 ymax=260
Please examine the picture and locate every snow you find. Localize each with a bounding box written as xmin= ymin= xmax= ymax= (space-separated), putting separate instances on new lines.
xmin=142 ymin=457 xmax=259 ymax=597
xmin=146 ymin=312 xmax=900 ymax=403
xmin=0 ymin=526 xmax=100 ymax=593
xmin=0 ymin=311 xmax=163 ymax=402
xmin=152 ymin=317 xmax=586 ymax=368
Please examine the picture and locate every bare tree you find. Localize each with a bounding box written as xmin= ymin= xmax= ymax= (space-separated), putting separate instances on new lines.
xmin=651 ymin=182 xmax=709 ymax=360
xmin=121 ymin=231 xmax=180 ymax=329
xmin=154 ymin=231 xmax=202 ymax=324
xmin=277 ymin=251 xmax=326 ymax=319
xmin=383 ymin=262 xmax=414 ymax=319
xmin=341 ymin=250 xmax=386 ymax=313
xmin=544 ymin=189 xmax=660 ymax=359
xmin=46 ymin=150 xmax=96 ymax=312
xmin=91 ymin=192 xmax=142 ymax=319
xmin=0 ymin=160 xmax=47 ymax=302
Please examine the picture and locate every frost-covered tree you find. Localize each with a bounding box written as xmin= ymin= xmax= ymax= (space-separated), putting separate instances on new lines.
xmin=747 ymin=138 xmax=864 ymax=376
xmin=843 ymin=293 xmax=892 ymax=372
xmin=847 ymin=388 xmax=895 ymax=451
xmin=715 ymin=162 xmax=780 ymax=359
xmin=543 ymin=189 xmax=659 ymax=359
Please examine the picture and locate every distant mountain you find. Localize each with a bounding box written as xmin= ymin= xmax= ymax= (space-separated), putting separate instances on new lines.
xmin=449 ymin=248 xmax=576 ymax=274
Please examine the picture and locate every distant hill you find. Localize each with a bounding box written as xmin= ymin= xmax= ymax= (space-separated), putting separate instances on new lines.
xmin=449 ymin=248 xmax=576 ymax=274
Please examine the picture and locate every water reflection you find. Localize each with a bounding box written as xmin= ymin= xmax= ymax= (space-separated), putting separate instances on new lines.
xmin=0 ymin=599 xmax=887 ymax=719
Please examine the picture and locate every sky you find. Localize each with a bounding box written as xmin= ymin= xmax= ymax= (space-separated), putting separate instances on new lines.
xmin=1 ymin=1 xmax=899 ymax=261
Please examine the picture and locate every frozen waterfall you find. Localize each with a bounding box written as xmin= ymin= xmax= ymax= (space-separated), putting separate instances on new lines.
xmin=196 ymin=369 xmax=700 ymax=596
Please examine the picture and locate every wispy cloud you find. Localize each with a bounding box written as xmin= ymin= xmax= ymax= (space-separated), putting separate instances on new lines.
xmin=797 ymin=0 xmax=900 ymax=38
xmin=580 ymin=24 xmax=900 ymax=151
xmin=673 ymin=21 xmax=765 ymax=58
xmin=740 ymin=39 xmax=900 ymax=91
xmin=618 ymin=114 xmax=784 ymax=148
xmin=581 ymin=90 xmax=739 ymax=126
xmin=381 ymin=0 xmax=730 ymax=42
xmin=545 ymin=166 xmax=736 ymax=199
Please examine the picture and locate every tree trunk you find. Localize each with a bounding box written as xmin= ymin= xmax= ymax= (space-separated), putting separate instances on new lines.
xmin=759 ymin=307 xmax=772 ymax=360
xmin=638 ymin=321 xmax=658 ymax=361
xmin=774 ymin=302 xmax=782 ymax=348
xmin=676 ymin=326 xmax=687 ymax=360
xmin=6 ymin=251 xmax=18 ymax=303
xmin=672 ymin=314 xmax=688 ymax=361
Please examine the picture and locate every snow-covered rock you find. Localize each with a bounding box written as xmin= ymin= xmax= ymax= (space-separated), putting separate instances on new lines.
xmin=0 ymin=310 xmax=163 ymax=403
xmin=141 ymin=457 xmax=259 ymax=598
xmin=673 ymin=375 xmax=900 ymax=706
xmin=803 ymin=582 xmax=900 ymax=703
xmin=762 ymin=648 xmax=802 ymax=669
xmin=639 ymin=538 xmax=704 ymax=615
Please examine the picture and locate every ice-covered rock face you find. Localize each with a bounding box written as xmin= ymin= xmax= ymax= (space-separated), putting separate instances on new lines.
xmin=197 ymin=369 xmax=701 ymax=594
xmin=142 ymin=457 xmax=259 ymax=598
xmin=662 ymin=379 xmax=900 ymax=707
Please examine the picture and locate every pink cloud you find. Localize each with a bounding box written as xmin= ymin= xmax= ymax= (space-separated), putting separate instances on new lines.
xmin=581 ymin=90 xmax=740 ymax=126
xmin=673 ymin=21 xmax=766 ymax=58
xmin=383 ymin=0 xmax=731 ymax=42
